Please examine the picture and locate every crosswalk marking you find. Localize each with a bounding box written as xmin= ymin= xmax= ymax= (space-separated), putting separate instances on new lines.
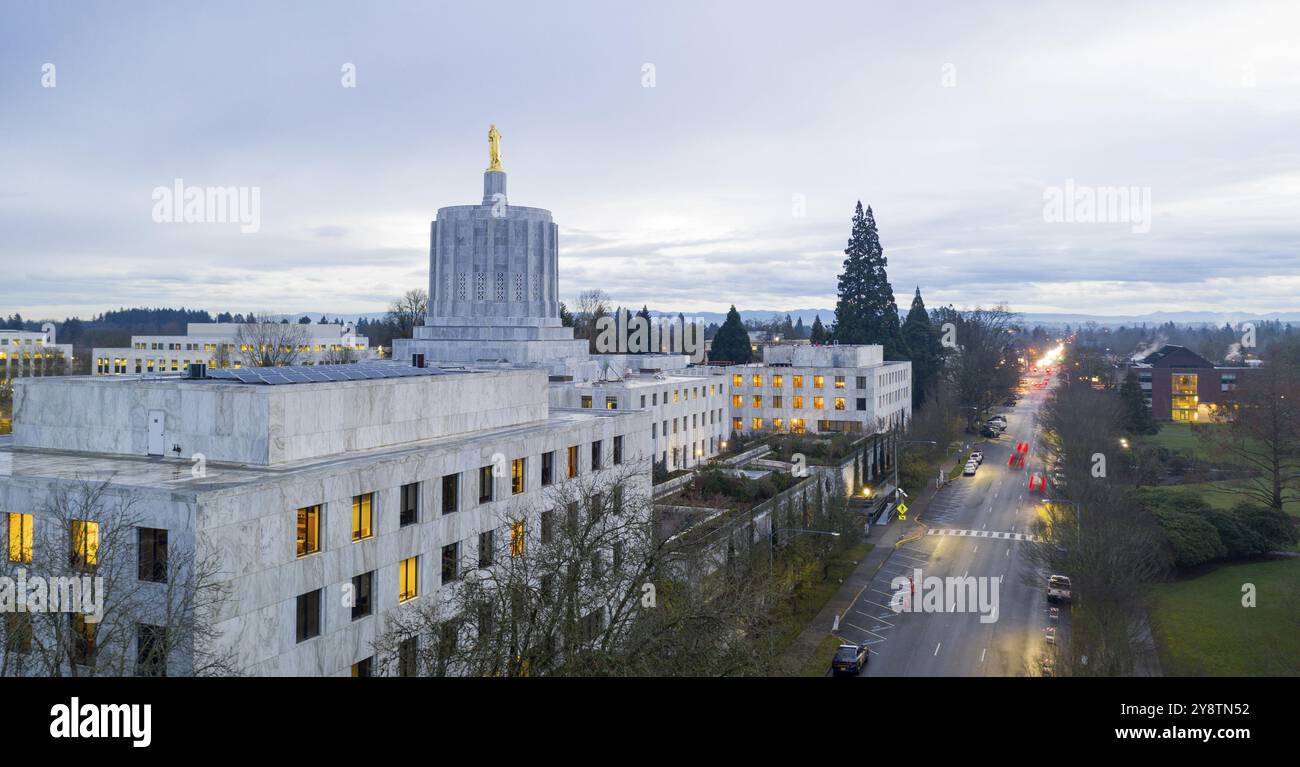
xmin=926 ymin=527 xmax=1040 ymax=542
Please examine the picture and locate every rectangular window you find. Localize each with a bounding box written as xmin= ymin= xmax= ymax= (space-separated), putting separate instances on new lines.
xmin=591 ymin=440 xmax=603 ymax=471
xmin=7 ymin=512 xmax=33 ymax=563
xmin=136 ymin=624 xmax=168 ymax=676
xmin=70 ymin=520 xmax=99 ymax=570
xmin=773 ymin=395 xmax=783 ymax=408
xmin=752 ymin=417 xmax=763 ymax=430
xmin=511 ymin=520 xmax=525 ymax=558
xmin=71 ymin=614 xmax=97 ymax=666
xmin=792 ymin=418 xmax=807 ymax=434
xmin=793 ymin=395 xmax=804 ymax=409
xmin=793 ymin=375 xmax=803 ymax=388
xmin=752 ymin=395 xmax=763 ymax=408
xmin=399 ymin=556 xmax=419 ymax=602
xmin=541 ymin=510 xmax=554 ymax=544
xmin=732 ymin=394 xmax=744 ymax=408
xmin=814 ymin=375 xmax=825 ymax=388
xmin=398 ymin=637 xmax=418 ymax=677
xmin=478 ymin=530 xmax=495 ymax=568
xmin=605 ymin=396 xmax=618 ymax=410
xmin=296 ymin=589 xmax=321 ymax=642
xmin=567 ymin=445 xmax=580 ymax=478
xmin=352 ymin=657 xmax=373 ymax=677
xmin=640 ymin=394 xmax=646 ymax=408
xmin=613 ymin=435 xmax=624 ymax=465
xmin=511 ymin=457 xmax=526 ymax=495
xmin=732 ymin=374 xmax=743 ymax=387
xmin=856 ymin=376 xmax=867 ymax=389
xmin=773 ymin=418 xmax=785 ymax=431
xmin=138 ymin=527 xmax=168 ymax=583
xmin=400 ymin=482 xmax=419 ymax=527
xmin=813 ymin=396 xmax=825 ymax=410
xmin=581 ymin=395 xmax=593 ymax=409
xmin=442 ymin=473 xmax=459 ymax=514
xmin=351 ymin=493 xmax=374 ymax=541
xmin=750 ymin=374 xmax=761 ymax=387
xmin=567 ymin=501 xmax=580 ymax=532
xmin=479 ymin=465 xmax=495 ymax=504
xmin=541 ymin=451 xmax=554 ymax=486
xmin=441 ymin=543 xmax=460 ymax=583
xmin=856 ymin=397 xmax=867 ymax=411
xmin=296 ymin=505 xmax=321 ymax=557
xmin=732 ymin=417 xmax=743 ymax=431
xmin=835 ymin=375 xmax=845 ymax=388
xmin=772 ymin=374 xmax=783 ymax=388
xmin=835 ymin=397 xmax=846 ymax=411
xmin=352 ymin=571 xmax=374 ymax=619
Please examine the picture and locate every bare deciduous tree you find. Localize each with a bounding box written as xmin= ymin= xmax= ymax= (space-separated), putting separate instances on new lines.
xmin=0 ymin=479 xmax=237 ymax=677
xmin=370 ymin=467 xmax=770 ymax=677
xmin=235 ymin=313 xmax=311 ymax=367
xmin=386 ymin=289 xmax=428 ymax=340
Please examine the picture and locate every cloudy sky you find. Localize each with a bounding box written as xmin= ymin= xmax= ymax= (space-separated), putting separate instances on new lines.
xmin=3 ymin=0 xmax=1299 ymax=321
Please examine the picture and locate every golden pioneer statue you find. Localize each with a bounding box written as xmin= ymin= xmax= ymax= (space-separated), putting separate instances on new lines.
xmin=487 ymin=124 xmax=503 ymax=171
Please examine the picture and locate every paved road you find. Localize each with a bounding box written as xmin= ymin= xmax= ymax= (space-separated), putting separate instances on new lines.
xmin=834 ymin=372 xmax=1071 ymax=677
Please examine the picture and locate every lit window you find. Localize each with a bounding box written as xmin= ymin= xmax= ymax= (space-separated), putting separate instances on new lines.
xmin=581 ymin=395 xmax=592 ymax=409
xmin=752 ymin=417 xmax=763 ymax=430
xmin=7 ymin=512 xmax=33 ymax=563
xmin=399 ymin=556 xmax=419 ymax=602
xmin=835 ymin=375 xmax=845 ymax=388
xmin=773 ymin=418 xmax=785 ymax=431
xmin=772 ymin=375 xmax=783 ymax=387
xmin=70 ymin=520 xmax=99 ymax=570
xmin=605 ymin=396 xmax=617 ymax=410
xmin=511 ymin=458 xmax=526 ymax=495
xmin=511 ymin=520 xmax=525 ymax=557
xmin=814 ymin=375 xmax=824 ymax=388
xmin=813 ymin=396 xmax=825 ymax=410
xmin=732 ymin=394 xmax=744 ymax=408
xmin=752 ymin=374 xmax=762 ymax=387
xmin=732 ymin=374 xmax=743 ymax=387
xmin=732 ymin=417 xmax=743 ymax=431
xmin=835 ymin=397 xmax=846 ymax=410
xmin=567 ymin=445 xmax=580 ymax=478
xmin=793 ymin=395 xmax=804 ymax=409
xmin=792 ymin=418 xmax=807 ymax=433
xmin=351 ymin=493 xmax=373 ymax=541
xmin=793 ymin=375 xmax=803 ymax=388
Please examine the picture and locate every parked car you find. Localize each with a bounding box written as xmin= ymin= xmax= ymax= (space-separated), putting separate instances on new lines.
xmin=1046 ymin=575 xmax=1073 ymax=604
xmin=832 ymin=643 xmax=869 ymax=675
xmin=970 ymin=450 xmax=984 ymax=464
xmin=979 ymin=426 xmax=1000 ymax=438
xmin=963 ymin=461 xmax=979 ymax=476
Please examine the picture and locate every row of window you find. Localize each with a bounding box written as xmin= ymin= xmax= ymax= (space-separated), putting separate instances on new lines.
xmin=4 ymin=613 xmax=169 ymax=675
xmin=651 ymin=408 xmax=725 ymax=440
xmin=732 ymin=373 xmax=866 ymax=390
xmin=296 ymin=493 xmax=618 ymax=648
xmin=5 ymin=513 xmax=169 ymax=581
xmin=296 ymin=438 xmax=625 ymax=558
xmin=734 ymin=417 xmax=809 ymax=433
xmin=734 ymin=394 xmax=867 ymax=412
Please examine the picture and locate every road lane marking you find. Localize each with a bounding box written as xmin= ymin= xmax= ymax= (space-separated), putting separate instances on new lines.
xmin=933 ymin=643 xmax=942 ymax=656
xmin=980 ymin=647 xmax=986 ymax=663
xmin=846 ymin=622 xmax=889 ymax=640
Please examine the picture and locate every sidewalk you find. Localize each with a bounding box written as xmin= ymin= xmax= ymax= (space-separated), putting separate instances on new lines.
xmin=778 ymin=473 xmax=952 ymax=672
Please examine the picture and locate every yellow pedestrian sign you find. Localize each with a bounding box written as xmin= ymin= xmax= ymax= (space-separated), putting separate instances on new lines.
xmin=897 ymin=502 xmax=909 ymax=520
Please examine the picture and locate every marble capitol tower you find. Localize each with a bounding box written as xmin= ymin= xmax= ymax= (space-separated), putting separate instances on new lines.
xmin=396 ymin=126 xmax=592 ymax=375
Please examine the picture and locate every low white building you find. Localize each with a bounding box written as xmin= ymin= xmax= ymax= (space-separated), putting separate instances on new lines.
xmin=1 ymin=325 xmax=72 ymax=386
xmin=91 ymin=322 xmax=377 ymax=376
xmin=549 ymin=362 xmax=728 ymax=472
xmin=725 ymin=344 xmax=911 ymax=437
xmin=1 ymin=363 xmax=649 ymax=676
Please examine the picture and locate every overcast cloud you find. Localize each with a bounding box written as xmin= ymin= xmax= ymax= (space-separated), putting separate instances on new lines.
xmin=2 ymin=0 xmax=1299 ymax=320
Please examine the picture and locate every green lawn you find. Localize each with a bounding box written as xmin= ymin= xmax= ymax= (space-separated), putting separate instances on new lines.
xmin=798 ymin=633 xmax=843 ymax=677
xmin=773 ymin=543 xmax=872 ymax=673
xmin=1148 ymin=557 xmax=1300 ymax=676
xmin=1144 ymin=422 xmax=1221 ymax=460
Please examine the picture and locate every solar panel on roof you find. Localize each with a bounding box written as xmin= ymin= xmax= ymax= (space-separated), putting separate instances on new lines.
xmin=196 ymin=363 xmax=453 ymax=385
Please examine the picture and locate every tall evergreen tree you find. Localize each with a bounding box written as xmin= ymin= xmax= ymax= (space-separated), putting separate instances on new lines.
xmin=793 ymin=316 xmax=806 ymax=339
xmin=711 ymin=305 xmax=753 ymax=363
xmin=809 ymin=315 xmax=828 ymax=345
xmin=900 ymin=287 xmax=942 ymax=409
xmin=832 ymin=202 xmax=907 ymax=359
xmin=1119 ymin=369 xmax=1159 ymax=435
